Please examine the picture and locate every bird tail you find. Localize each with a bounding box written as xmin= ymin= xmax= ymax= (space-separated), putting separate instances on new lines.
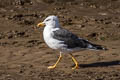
xmin=87 ymin=43 xmax=107 ymax=50
xmin=81 ymin=39 xmax=108 ymax=50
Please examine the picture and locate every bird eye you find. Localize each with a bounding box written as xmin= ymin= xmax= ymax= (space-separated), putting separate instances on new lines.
xmin=46 ymin=19 xmax=51 ymax=21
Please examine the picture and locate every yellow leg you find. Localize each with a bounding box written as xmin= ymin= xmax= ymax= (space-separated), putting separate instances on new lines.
xmin=70 ymin=53 xmax=79 ymax=69
xmin=48 ymin=52 xmax=62 ymax=69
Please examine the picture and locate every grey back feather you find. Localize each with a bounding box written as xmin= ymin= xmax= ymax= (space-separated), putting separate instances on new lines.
xmin=53 ymin=29 xmax=89 ymax=49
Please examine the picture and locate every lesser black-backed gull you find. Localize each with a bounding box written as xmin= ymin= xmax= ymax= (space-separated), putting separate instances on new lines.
xmin=37 ymin=15 xmax=106 ymax=69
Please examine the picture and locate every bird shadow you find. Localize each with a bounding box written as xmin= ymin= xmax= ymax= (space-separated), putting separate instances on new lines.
xmin=78 ymin=60 xmax=120 ymax=68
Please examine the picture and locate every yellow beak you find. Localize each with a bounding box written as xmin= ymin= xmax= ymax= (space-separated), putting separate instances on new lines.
xmin=37 ymin=22 xmax=45 ymax=27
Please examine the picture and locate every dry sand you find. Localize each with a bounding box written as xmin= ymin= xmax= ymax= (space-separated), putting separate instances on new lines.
xmin=0 ymin=0 xmax=120 ymax=80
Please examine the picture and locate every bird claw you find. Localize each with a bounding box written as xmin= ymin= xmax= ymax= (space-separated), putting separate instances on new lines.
xmin=48 ymin=66 xmax=56 ymax=69
xmin=72 ymin=65 xmax=79 ymax=69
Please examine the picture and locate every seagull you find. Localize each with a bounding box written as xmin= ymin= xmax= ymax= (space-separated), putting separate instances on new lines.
xmin=37 ymin=15 xmax=106 ymax=69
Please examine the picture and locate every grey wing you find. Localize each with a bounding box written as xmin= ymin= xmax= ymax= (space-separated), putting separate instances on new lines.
xmin=53 ymin=29 xmax=89 ymax=49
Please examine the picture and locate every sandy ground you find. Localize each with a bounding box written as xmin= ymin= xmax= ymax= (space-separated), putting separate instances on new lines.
xmin=0 ymin=0 xmax=120 ymax=80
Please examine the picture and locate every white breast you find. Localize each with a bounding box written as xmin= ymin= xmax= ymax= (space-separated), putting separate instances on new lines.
xmin=43 ymin=27 xmax=65 ymax=50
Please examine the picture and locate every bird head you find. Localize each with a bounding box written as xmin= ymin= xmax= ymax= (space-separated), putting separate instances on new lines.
xmin=37 ymin=15 xmax=60 ymax=28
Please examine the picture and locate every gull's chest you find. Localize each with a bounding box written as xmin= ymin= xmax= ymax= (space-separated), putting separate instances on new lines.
xmin=43 ymin=28 xmax=62 ymax=49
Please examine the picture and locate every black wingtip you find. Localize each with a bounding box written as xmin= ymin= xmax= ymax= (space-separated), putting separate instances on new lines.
xmin=103 ymin=47 xmax=108 ymax=51
xmin=91 ymin=44 xmax=108 ymax=51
